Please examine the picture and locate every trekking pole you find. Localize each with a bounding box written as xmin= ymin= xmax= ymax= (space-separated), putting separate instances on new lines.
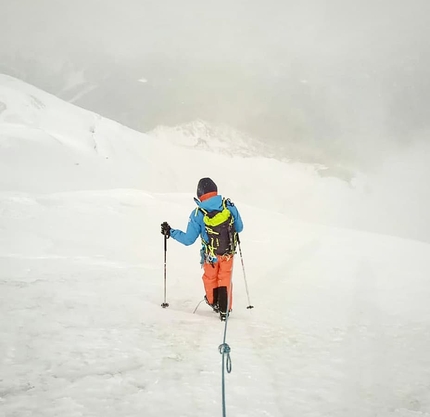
xmin=236 ymin=235 xmax=254 ymax=309
xmin=161 ymin=233 xmax=169 ymax=308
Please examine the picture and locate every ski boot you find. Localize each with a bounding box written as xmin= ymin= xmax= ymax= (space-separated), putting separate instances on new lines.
xmin=204 ymin=296 xmax=219 ymax=313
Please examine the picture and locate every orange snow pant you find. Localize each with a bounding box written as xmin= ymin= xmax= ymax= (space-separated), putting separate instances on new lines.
xmin=202 ymin=255 xmax=234 ymax=312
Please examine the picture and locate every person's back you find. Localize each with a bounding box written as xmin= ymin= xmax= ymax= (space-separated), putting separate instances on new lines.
xmin=161 ymin=177 xmax=243 ymax=321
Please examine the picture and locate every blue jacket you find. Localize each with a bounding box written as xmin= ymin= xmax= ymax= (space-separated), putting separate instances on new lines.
xmin=170 ymin=195 xmax=243 ymax=246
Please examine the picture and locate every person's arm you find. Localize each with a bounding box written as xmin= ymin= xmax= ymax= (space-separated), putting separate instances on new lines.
xmin=230 ymin=204 xmax=243 ymax=233
xmin=170 ymin=211 xmax=202 ymax=246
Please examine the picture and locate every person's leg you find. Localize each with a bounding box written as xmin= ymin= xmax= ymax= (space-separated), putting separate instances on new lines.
xmin=217 ymin=256 xmax=234 ymax=313
xmin=202 ymin=262 xmax=219 ymax=305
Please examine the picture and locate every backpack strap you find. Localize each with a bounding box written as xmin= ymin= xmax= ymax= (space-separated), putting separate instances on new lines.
xmin=224 ymin=197 xmax=234 ymax=207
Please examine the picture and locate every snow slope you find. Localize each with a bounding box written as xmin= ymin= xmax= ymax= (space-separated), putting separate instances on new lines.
xmin=1 ymin=75 xmax=430 ymax=417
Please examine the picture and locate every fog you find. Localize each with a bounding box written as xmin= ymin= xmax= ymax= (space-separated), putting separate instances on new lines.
xmin=1 ymin=0 xmax=430 ymax=169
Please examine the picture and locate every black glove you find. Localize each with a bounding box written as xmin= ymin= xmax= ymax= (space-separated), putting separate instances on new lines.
xmin=161 ymin=221 xmax=171 ymax=238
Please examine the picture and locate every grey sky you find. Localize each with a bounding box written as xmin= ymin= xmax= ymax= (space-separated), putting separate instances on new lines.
xmin=1 ymin=0 xmax=430 ymax=169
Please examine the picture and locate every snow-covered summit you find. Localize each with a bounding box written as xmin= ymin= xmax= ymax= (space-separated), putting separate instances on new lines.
xmin=147 ymin=119 xmax=274 ymax=158
xmin=0 ymin=73 xmax=148 ymax=157
xmin=0 ymin=74 xmax=167 ymax=193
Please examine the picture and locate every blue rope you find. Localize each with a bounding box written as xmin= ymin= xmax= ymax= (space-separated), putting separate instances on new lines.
xmin=218 ymin=293 xmax=232 ymax=417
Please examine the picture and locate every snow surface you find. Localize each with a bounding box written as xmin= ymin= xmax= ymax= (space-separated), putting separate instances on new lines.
xmin=1 ymin=74 xmax=430 ymax=417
